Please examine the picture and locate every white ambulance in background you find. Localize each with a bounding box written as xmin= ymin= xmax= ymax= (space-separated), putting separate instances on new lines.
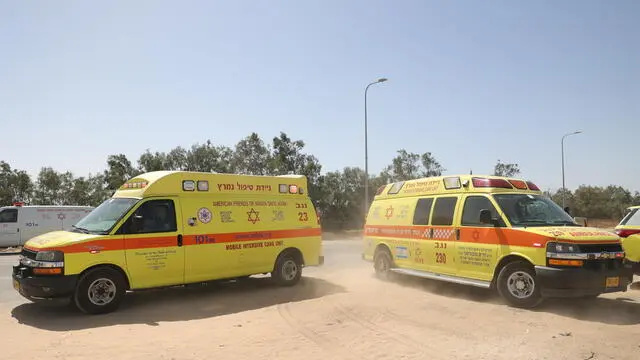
xmin=0 ymin=203 xmax=94 ymax=248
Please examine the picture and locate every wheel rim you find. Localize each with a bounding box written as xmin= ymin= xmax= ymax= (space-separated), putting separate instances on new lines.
xmin=506 ymin=271 xmax=535 ymax=299
xmin=375 ymin=253 xmax=390 ymax=273
xmin=281 ymin=259 xmax=298 ymax=281
xmin=87 ymin=278 xmax=117 ymax=306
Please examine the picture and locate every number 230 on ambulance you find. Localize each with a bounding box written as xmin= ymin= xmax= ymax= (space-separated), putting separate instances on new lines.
xmin=363 ymin=174 xmax=633 ymax=308
xmin=12 ymin=171 xmax=323 ymax=314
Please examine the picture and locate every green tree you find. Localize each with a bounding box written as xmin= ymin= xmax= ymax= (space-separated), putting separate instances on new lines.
xmin=0 ymin=161 xmax=34 ymax=205
xmin=383 ymin=150 xmax=421 ymax=182
xmin=33 ymin=167 xmax=63 ymax=204
xmin=186 ymin=141 xmax=234 ymax=173
xmin=550 ymin=188 xmax=575 ymax=210
xmin=317 ymin=167 xmax=366 ymax=230
xmin=232 ymin=133 xmax=272 ymax=175
xmin=421 ymin=152 xmax=445 ymax=177
xmin=87 ymin=174 xmax=111 ymax=206
xmin=166 ymin=146 xmax=190 ymax=171
xmin=270 ymin=132 xmax=323 ymax=201
xmin=104 ymin=154 xmax=138 ymax=191
xmin=382 ymin=150 xmax=446 ymax=182
xmin=604 ymin=185 xmax=633 ymax=220
xmin=573 ymin=185 xmax=610 ymax=219
xmin=493 ymin=160 xmax=521 ymax=177
xmin=138 ymin=150 xmax=169 ymax=172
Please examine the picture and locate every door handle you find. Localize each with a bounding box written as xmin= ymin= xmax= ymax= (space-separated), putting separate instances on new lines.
xmin=177 ymin=234 xmax=183 ymax=247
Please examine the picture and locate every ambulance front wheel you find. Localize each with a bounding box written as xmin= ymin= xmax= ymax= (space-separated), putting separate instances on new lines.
xmin=272 ymin=251 xmax=302 ymax=286
xmin=73 ymin=267 xmax=127 ymax=315
xmin=496 ymin=261 xmax=543 ymax=309
xmin=373 ymin=247 xmax=394 ymax=280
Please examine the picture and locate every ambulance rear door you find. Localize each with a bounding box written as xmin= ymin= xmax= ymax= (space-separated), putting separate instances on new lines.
xmin=0 ymin=207 xmax=20 ymax=247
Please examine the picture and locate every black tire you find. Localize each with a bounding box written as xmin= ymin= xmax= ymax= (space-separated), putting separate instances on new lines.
xmin=373 ymin=247 xmax=394 ymax=280
xmin=272 ymin=252 xmax=302 ymax=286
xmin=73 ymin=267 xmax=127 ymax=315
xmin=496 ymin=261 xmax=543 ymax=309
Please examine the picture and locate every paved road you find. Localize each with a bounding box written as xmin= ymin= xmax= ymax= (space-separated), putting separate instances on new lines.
xmin=0 ymin=254 xmax=21 ymax=306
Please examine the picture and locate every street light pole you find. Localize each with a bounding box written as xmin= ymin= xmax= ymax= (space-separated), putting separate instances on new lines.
xmin=561 ymin=130 xmax=582 ymax=208
xmin=364 ymin=78 xmax=388 ymax=221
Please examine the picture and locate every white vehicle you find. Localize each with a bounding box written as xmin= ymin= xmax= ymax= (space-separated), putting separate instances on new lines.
xmin=0 ymin=203 xmax=94 ymax=248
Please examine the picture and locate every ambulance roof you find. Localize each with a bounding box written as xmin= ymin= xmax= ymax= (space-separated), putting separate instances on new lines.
xmin=374 ymin=174 xmax=543 ymax=199
xmin=0 ymin=205 xmax=93 ymax=210
xmin=112 ymin=171 xmax=310 ymax=198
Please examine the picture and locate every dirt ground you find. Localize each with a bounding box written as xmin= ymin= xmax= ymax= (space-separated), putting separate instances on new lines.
xmin=2 ymin=241 xmax=640 ymax=360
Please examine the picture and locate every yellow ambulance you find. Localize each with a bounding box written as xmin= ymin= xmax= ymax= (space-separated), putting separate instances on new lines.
xmin=363 ymin=175 xmax=633 ymax=308
xmin=615 ymin=205 xmax=640 ymax=288
xmin=12 ymin=171 xmax=323 ymax=314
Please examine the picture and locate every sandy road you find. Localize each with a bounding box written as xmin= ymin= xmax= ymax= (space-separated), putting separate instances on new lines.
xmin=1 ymin=240 xmax=640 ymax=360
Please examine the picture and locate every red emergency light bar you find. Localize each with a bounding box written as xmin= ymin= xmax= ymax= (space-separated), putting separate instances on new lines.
xmin=526 ymin=181 xmax=540 ymax=191
xmin=471 ymin=177 xmax=513 ymax=189
xmin=509 ymin=179 xmax=528 ymax=190
xmin=615 ymin=229 xmax=640 ymax=238
xmin=12 ymin=202 xmax=24 ymax=207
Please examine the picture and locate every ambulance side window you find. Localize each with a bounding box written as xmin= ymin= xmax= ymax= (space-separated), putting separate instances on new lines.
xmin=431 ymin=197 xmax=458 ymax=226
xmin=121 ymin=200 xmax=177 ymax=234
xmin=412 ymin=198 xmax=434 ymax=225
xmin=0 ymin=209 xmax=18 ymax=223
xmin=461 ymin=196 xmax=504 ymax=227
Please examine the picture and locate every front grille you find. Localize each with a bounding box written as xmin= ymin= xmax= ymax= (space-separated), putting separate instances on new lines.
xmin=583 ymin=258 xmax=624 ymax=271
xmin=20 ymin=248 xmax=37 ymax=260
xmin=578 ymin=243 xmax=623 ymax=253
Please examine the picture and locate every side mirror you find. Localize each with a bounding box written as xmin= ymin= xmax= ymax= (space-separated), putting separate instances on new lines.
xmin=479 ymin=209 xmax=499 ymax=226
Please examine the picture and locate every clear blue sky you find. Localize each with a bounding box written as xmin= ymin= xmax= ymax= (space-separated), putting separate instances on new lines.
xmin=1 ymin=0 xmax=638 ymax=192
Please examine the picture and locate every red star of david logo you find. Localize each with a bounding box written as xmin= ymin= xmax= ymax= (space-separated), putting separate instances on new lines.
xmin=472 ymin=230 xmax=480 ymax=240
xmin=385 ymin=206 xmax=394 ymax=219
xmin=247 ymin=208 xmax=260 ymax=224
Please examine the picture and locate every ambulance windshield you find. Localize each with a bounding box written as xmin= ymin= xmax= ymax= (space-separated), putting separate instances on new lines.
xmin=73 ymin=198 xmax=139 ymax=234
xmin=493 ymin=194 xmax=577 ymax=227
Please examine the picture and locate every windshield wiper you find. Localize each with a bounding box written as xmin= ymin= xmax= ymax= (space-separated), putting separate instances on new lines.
xmin=71 ymin=225 xmax=90 ymax=234
xmin=513 ymin=220 xmax=551 ymax=228
xmin=549 ymin=220 xmax=578 ymax=226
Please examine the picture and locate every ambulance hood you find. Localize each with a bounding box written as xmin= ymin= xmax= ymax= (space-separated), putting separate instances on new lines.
xmin=523 ymin=226 xmax=619 ymax=242
xmin=23 ymin=230 xmax=103 ymax=250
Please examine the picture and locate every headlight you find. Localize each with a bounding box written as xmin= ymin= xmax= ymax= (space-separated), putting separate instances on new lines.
xmin=547 ymin=242 xmax=580 ymax=253
xmin=35 ymin=251 xmax=64 ymax=262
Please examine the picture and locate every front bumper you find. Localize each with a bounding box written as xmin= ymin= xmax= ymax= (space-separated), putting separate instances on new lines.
xmin=626 ymin=260 xmax=640 ymax=275
xmin=12 ymin=265 xmax=78 ymax=300
xmin=535 ymin=265 xmax=634 ymax=298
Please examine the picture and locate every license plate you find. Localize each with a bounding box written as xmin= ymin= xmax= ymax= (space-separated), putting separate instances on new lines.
xmin=12 ymin=279 xmax=20 ymax=292
xmin=605 ymin=277 xmax=620 ymax=288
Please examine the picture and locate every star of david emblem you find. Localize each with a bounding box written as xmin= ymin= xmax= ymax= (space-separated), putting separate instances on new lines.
xmin=385 ymin=206 xmax=394 ymax=219
xmin=247 ymin=208 xmax=260 ymax=224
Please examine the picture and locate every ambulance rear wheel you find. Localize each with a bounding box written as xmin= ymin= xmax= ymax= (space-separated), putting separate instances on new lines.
xmin=373 ymin=247 xmax=394 ymax=280
xmin=496 ymin=261 xmax=543 ymax=309
xmin=73 ymin=267 xmax=126 ymax=315
xmin=272 ymin=252 xmax=302 ymax=286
